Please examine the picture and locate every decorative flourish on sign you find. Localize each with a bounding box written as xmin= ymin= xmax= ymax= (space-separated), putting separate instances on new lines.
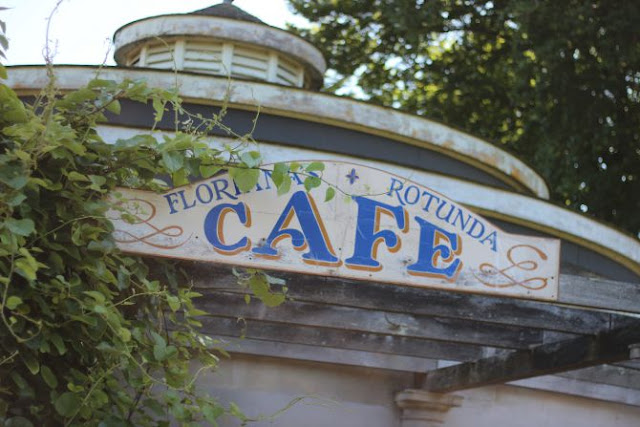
xmin=474 ymin=244 xmax=549 ymax=290
xmin=346 ymin=168 xmax=359 ymax=185
xmin=110 ymin=198 xmax=191 ymax=249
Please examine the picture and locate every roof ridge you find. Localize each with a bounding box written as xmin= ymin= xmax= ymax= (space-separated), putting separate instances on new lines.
xmin=191 ymin=2 xmax=264 ymax=24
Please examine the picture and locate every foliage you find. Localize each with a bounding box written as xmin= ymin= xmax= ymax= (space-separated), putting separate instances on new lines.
xmin=288 ymin=0 xmax=640 ymax=237
xmin=0 ymin=27 xmax=320 ymax=427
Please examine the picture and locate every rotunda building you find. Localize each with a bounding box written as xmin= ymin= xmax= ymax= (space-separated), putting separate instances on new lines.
xmin=8 ymin=2 xmax=640 ymax=426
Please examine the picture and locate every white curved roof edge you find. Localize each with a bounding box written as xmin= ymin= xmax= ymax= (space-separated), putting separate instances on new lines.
xmin=7 ymin=66 xmax=549 ymax=199
xmin=96 ymin=125 xmax=640 ymax=274
xmin=113 ymin=15 xmax=327 ymax=78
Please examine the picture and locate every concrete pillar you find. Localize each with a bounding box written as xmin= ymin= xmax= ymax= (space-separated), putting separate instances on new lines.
xmin=395 ymin=389 xmax=463 ymax=427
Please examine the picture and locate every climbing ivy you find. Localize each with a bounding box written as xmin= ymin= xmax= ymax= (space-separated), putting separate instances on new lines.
xmin=0 ymin=23 xmax=319 ymax=426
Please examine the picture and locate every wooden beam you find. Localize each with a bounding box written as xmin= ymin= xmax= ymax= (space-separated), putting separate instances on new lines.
xmin=424 ymin=321 xmax=640 ymax=393
xmin=555 ymin=364 xmax=640 ymax=390
xmin=217 ymin=335 xmax=440 ymax=372
xmin=559 ymin=274 xmax=640 ymax=313
xmin=614 ymin=360 xmax=640 ymax=370
xmin=198 ymin=316 xmax=490 ymax=362
xmin=191 ymin=265 xmax=630 ymax=334
xmin=198 ymin=292 xmax=544 ymax=349
xmin=510 ymin=375 xmax=640 ymax=407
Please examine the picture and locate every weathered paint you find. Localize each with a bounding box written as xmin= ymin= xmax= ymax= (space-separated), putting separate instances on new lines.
xmin=112 ymin=15 xmax=326 ymax=87
xmin=97 ymin=126 xmax=640 ymax=277
xmin=109 ymin=161 xmax=560 ymax=301
xmin=6 ymin=66 xmax=549 ymax=198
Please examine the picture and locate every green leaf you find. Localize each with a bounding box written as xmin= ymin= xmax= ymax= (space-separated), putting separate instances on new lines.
xmin=153 ymin=344 xmax=166 ymax=361
xmin=228 ymin=402 xmax=247 ymax=421
xmin=240 ymin=151 xmax=261 ymax=168
xmin=41 ymin=365 xmax=58 ymax=388
xmin=305 ymin=162 xmax=325 ymax=172
xmin=143 ymin=398 xmax=165 ymax=416
xmin=118 ymin=327 xmax=131 ymax=343
xmin=248 ymin=273 xmax=285 ymax=307
xmin=88 ymin=79 xmax=116 ymax=89
xmin=171 ymin=169 xmax=189 ymax=186
xmin=6 ymin=295 xmax=22 ymax=309
xmin=202 ymin=404 xmax=224 ymax=423
xmin=152 ymin=97 xmax=166 ymax=122
xmin=93 ymin=305 xmax=107 ymax=314
xmin=304 ymin=176 xmax=322 ymax=192
xmin=5 ymin=218 xmax=35 ymax=236
xmin=89 ymin=175 xmax=107 ymax=189
xmin=164 ymin=345 xmax=177 ymax=359
xmin=276 ymin=174 xmax=292 ymax=196
xmin=105 ymin=100 xmax=121 ymax=115
xmin=67 ymin=171 xmax=90 ymax=182
xmin=271 ymin=162 xmax=288 ymax=186
xmin=289 ymin=161 xmax=301 ymax=171
xmin=166 ymin=295 xmax=180 ymax=312
xmin=50 ymin=334 xmax=67 ymax=355
xmin=325 ymin=187 xmax=336 ymax=202
xmin=151 ymin=331 xmax=166 ymax=347
xmin=6 ymin=193 xmax=27 ymax=207
xmin=83 ymin=291 xmax=106 ymax=304
xmin=5 ymin=417 xmax=34 ymax=427
xmin=199 ymin=164 xmax=221 ymax=178
xmin=229 ymin=167 xmax=260 ymax=192
xmin=22 ymin=352 xmax=39 ymax=375
xmin=15 ymin=257 xmax=37 ymax=281
xmin=162 ymin=151 xmax=184 ymax=172
xmin=55 ymin=392 xmax=81 ymax=417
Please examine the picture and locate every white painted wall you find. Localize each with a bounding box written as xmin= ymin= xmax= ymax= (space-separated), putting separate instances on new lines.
xmin=197 ymin=354 xmax=409 ymax=427
xmin=199 ymin=355 xmax=640 ymax=427
xmin=450 ymin=385 xmax=640 ymax=427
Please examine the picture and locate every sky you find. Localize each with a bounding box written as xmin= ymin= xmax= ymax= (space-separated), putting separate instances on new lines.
xmin=2 ymin=0 xmax=309 ymax=66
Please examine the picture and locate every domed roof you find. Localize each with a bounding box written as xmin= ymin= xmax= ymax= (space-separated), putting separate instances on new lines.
xmin=191 ymin=1 xmax=264 ymax=24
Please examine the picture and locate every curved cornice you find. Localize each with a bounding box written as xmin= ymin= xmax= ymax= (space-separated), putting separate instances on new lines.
xmin=7 ymin=66 xmax=549 ymax=199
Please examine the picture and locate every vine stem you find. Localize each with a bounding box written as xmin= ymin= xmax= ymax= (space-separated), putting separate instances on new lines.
xmin=64 ymin=362 xmax=122 ymax=427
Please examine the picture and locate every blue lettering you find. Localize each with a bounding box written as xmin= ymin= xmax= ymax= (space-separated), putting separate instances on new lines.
xmin=164 ymin=192 xmax=180 ymax=214
xmin=480 ymin=230 xmax=498 ymax=252
xmin=252 ymin=191 xmax=340 ymax=266
xmin=212 ymin=178 xmax=238 ymax=201
xmin=178 ymin=190 xmax=196 ymax=211
xmin=195 ymin=183 xmax=214 ymax=204
xmin=421 ymin=190 xmax=440 ymax=212
xmin=407 ymin=217 xmax=462 ymax=281
xmin=387 ymin=178 xmax=405 ymax=205
xmin=203 ymin=202 xmax=251 ymax=255
xmin=404 ymin=185 xmax=420 ymax=205
xmin=345 ymin=196 xmax=407 ymax=271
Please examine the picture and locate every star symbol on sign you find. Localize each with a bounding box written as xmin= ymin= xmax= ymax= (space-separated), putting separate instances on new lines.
xmin=346 ymin=168 xmax=359 ymax=185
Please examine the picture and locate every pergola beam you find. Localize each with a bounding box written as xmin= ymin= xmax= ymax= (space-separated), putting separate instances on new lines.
xmin=192 ymin=265 xmax=637 ymax=334
xmin=198 ymin=292 xmax=543 ymax=349
xmin=424 ymin=321 xmax=640 ymax=393
xmin=199 ymin=316 xmax=489 ymax=362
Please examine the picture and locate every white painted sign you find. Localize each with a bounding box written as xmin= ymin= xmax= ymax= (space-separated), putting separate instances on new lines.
xmin=108 ymin=161 xmax=560 ymax=300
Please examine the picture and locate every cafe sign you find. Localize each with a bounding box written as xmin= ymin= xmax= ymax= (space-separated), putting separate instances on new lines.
xmin=109 ymin=161 xmax=560 ymax=301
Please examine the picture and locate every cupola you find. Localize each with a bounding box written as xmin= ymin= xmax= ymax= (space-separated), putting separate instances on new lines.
xmin=113 ymin=0 xmax=326 ymax=90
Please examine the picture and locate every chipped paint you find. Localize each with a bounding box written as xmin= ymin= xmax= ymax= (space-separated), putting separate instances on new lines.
xmin=97 ymin=126 xmax=640 ymax=276
xmin=7 ymin=66 xmax=550 ymax=199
